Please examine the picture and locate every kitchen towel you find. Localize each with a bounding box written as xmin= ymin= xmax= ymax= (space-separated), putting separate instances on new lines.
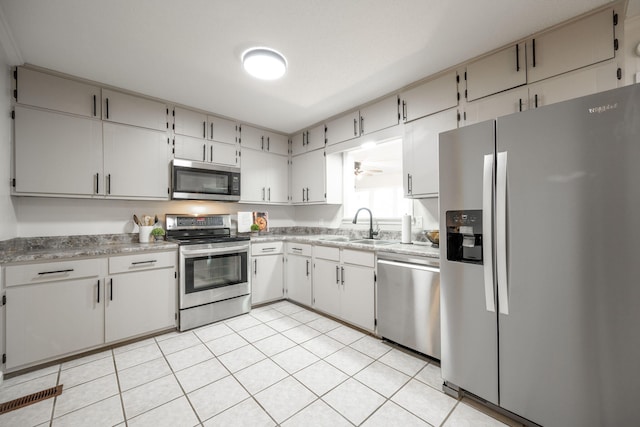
xmin=402 ymin=214 xmax=412 ymax=244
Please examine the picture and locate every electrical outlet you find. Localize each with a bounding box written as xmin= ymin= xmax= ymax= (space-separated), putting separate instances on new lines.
xmin=413 ymin=216 xmax=423 ymax=229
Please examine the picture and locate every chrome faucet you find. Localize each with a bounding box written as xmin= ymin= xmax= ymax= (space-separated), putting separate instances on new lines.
xmin=352 ymin=207 xmax=378 ymax=239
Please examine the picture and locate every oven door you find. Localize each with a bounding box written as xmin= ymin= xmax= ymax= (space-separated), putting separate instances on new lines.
xmin=179 ymin=244 xmax=250 ymax=309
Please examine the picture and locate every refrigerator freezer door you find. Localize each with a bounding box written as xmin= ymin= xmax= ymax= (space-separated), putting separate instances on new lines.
xmin=439 ymin=120 xmax=499 ymax=405
xmin=496 ymin=84 xmax=640 ymax=426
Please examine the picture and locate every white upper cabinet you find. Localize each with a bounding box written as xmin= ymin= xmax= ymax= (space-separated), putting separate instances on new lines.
xmin=102 ymin=89 xmax=167 ymax=131
xmin=103 ymin=123 xmax=170 ymax=199
xmin=209 ymin=116 xmax=237 ymax=145
xmin=240 ymin=149 xmax=288 ymax=204
xmin=291 ymin=150 xmax=342 ymax=204
xmin=291 ymin=124 xmax=326 ymax=155
xmin=173 ymin=107 xmax=238 ymax=165
xmin=174 ymin=106 xmax=207 ymax=138
xmin=240 ymin=124 xmax=288 ymax=156
xmin=527 ymin=8 xmax=616 ymax=84
xmin=14 ymin=106 xmax=103 ymax=196
xmin=466 ymin=43 xmax=526 ymax=101
xmin=463 ymin=87 xmax=528 ymax=127
xmin=528 ymin=60 xmax=619 ymax=109
xmin=400 ymin=71 xmax=459 ymax=123
xmin=16 ymin=67 xmax=101 ymax=118
xmin=403 ymin=108 xmax=458 ymax=198
xmin=326 ymin=111 xmax=360 ymax=146
xmin=360 ymin=95 xmax=399 ymax=135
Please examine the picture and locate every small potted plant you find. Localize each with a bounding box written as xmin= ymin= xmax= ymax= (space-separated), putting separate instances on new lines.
xmin=151 ymin=227 xmax=165 ymax=241
xmin=250 ymin=223 xmax=260 ymax=236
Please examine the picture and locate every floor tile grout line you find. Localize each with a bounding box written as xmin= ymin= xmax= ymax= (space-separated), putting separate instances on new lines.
xmin=111 ymin=348 xmax=129 ymax=427
xmin=47 ymin=363 xmax=62 ymax=427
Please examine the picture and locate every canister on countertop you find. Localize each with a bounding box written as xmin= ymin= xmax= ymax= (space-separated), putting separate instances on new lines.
xmin=402 ymin=214 xmax=412 ymax=244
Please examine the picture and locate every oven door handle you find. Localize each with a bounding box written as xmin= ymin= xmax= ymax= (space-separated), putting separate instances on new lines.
xmin=181 ymin=245 xmax=249 ymax=258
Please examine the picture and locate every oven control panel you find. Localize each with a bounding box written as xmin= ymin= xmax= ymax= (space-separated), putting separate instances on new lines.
xmin=166 ymin=214 xmax=231 ymax=230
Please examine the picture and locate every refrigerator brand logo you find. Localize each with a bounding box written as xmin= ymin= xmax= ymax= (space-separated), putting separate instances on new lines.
xmin=588 ymin=103 xmax=618 ymax=114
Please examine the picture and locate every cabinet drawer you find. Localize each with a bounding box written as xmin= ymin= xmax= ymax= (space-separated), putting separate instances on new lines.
xmin=314 ymin=245 xmax=340 ymax=261
xmin=5 ymin=258 xmax=103 ymax=287
xmin=109 ymin=251 xmax=175 ymax=274
xmin=251 ymin=241 xmax=284 ymax=256
xmin=286 ymin=243 xmax=311 ymax=257
xmin=342 ymin=249 xmax=374 ymax=268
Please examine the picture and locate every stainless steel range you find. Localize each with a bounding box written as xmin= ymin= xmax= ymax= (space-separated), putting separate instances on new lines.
xmin=166 ymin=214 xmax=250 ymax=331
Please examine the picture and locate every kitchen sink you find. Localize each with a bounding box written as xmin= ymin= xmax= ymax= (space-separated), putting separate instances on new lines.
xmin=350 ymin=239 xmax=397 ymax=246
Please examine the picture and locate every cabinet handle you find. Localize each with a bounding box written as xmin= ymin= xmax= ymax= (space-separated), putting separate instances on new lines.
xmin=402 ymin=100 xmax=407 ymax=121
xmin=532 ymin=38 xmax=536 ymax=68
xmin=306 ymin=259 xmax=310 ymax=277
xmin=254 ymin=259 xmax=258 ymax=275
xmin=302 ymin=188 xmax=305 ymax=202
xmin=107 ymin=174 xmax=111 ymax=194
xmin=203 ymin=121 xmax=206 ymax=139
xmin=261 ymin=136 xmax=264 ymax=150
xmin=95 ymin=173 xmax=99 ymax=194
xmin=535 ymin=94 xmax=539 ymax=108
xmin=203 ymin=144 xmax=206 ymax=162
xmin=336 ymin=266 xmax=340 ymax=284
xmin=519 ymin=98 xmax=523 ymax=112
xmin=292 ymin=247 xmax=303 ymax=252
xmin=93 ymin=95 xmax=97 ymax=117
xmin=306 ymin=188 xmax=309 ymax=201
xmin=360 ymin=116 xmax=364 ymax=135
xmin=353 ymin=118 xmax=357 ymax=136
xmin=515 ymin=44 xmax=520 ymax=72
xmin=261 ymin=247 xmax=277 ymax=252
xmin=105 ymin=98 xmax=109 ymax=119
xmin=262 ymin=187 xmax=266 ymax=201
xmin=268 ymin=187 xmax=271 ymax=201
xmin=341 ymin=267 xmax=345 ymax=286
xmin=110 ymin=278 xmax=113 ymax=301
xmin=305 ymin=131 xmax=309 ymax=146
xmin=38 ymin=269 xmax=74 ymax=275
xmin=131 ymin=260 xmax=157 ymax=265
xmin=267 ymin=137 xmax=270 ymax=151
xmin=97 ymin=280 xmax=100 ymax=303
xmin=210 ymin=145 xmax=213 ymax=162
xmin=210 ymin=123 xmax=213 ymax=140
xmin=407 ymin=173 xmax=412 ymax=194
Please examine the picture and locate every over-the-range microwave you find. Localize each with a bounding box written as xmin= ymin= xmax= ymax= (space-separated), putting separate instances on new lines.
xmin=171 ymin=159 xmax=241 ymax=201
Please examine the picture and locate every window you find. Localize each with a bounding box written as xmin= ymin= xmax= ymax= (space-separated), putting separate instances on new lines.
xmin=343 ymin=139 xmax=412 ymax=221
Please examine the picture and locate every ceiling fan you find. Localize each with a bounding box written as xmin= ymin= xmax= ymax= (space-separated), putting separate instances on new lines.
xmin=354 ymin=161 xmax=383 ymax=177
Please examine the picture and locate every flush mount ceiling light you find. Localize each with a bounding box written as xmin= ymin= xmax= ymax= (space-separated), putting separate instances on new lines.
xmin=242 ymin=47 xmax=287 ymax=80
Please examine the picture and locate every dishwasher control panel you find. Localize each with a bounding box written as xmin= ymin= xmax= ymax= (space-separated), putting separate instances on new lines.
xmin=446 ymin=210 xmax=483 ymax=264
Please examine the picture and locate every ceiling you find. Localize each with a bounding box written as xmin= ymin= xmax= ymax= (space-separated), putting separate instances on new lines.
xmin=0 ymin=0 xmax=629 ymax=134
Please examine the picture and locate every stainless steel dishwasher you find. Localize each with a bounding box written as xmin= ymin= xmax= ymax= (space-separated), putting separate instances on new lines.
xmin=377 ymin=253 xmax=440 ymax=359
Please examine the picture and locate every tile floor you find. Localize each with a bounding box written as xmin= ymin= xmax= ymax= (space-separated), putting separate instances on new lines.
xmin=0 ymin=301 xmax=522 ymax=427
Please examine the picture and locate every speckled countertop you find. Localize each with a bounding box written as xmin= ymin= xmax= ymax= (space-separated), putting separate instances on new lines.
xmin=0 ymin=234 xmax=178 ymax=265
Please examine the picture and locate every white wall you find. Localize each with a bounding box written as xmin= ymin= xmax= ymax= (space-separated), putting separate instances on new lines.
xmin=0 ymin=48 xmax=16 ymax=241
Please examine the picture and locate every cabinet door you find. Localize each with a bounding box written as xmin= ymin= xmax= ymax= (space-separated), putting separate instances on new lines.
xmin=103 ymin=123 xmax=170 ymax=199
xmin=251 ymin=254 xmax=284 ymax=305
xmin=401 ymin=71 xmax=458 ymax=122
xmin=290 ymin=151 xmax=309 ymax=204
xmin=313 ymin=258 xmax=341 ymax=316
xmin=286 ymin=255 xmax=312 ymax=306
xmin=174 ymin=107 xmax=207 ymax=138
xmin=403 ymin=108 xmax=458 ymax=198
xmin=105 ymin=268 xmax=176 ymax=342
xmin=264 ymin=131 xmax=289 ymax=156
xmin=527 ymin=8 xmax=615 ymax=84
xmin=463 ymin=87 xmax=528 ymax=127
xmin=360 ymin=95 xmax=399 ymax=135
xmin=239 ymin=124 xmax=264 ymax=151
xmin=17 ymin=67 xmax=101 ymax=118
xmin=466 ymin=43 xmax=526 ymax=101
xmin=291 ymin=132 xmax=306 ymax=156
xmin=6 ymin=278 xmax=104 ymax=369
xmin=14 ymin=106 xmax=103 ymax=196
xmin=266 ymin=154 xmax=289 ymax=203
xmin=102 ymin=89 xmax=167 ymax=131
xmin=528 ymin=61 xmax=619 ymax=109
xmin=305 ymin=149 xmax=326 ymax=203
xmin=211 ymin=141 xmax=238 ymax=166
xmin=326 ymin=111 xmax=360 ymax=146
xmin=174 ymin=134 xmax=207 ymax=162
xmin=240 ymin=148 xmax=267 ymax=202
xmin=208 ymin=116 xmax=237 ymax=145
xmin=341 ymin=264 xmax=375 ymax=331
xmin=306 ymin=124 xmax=326 ymax=151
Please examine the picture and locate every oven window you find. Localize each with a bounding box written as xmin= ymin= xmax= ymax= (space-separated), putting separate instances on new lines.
xmin=185 ymin=252 xmax=247 ymax=293
xmin=175 ymin=168 xmax=229 ymax=194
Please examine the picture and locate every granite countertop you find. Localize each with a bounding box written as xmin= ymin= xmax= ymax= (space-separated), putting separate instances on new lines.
xmin=0 ymin=235 xmax=178 ymax=265
xmin=251 ymin=234 xmax=440 ymax=262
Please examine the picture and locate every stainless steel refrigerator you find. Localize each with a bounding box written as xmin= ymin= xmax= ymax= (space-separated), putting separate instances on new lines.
xmin=439 ymin=84 xmax=640 ymax=426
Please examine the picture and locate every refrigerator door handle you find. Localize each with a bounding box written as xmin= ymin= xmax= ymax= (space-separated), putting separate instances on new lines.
xmin=496 ymin=151 xmax=509 ymax=315
xmin=483 ymin=154 xmax=496 ymax=312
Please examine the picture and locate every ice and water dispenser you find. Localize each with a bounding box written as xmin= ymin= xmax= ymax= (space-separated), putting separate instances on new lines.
xmin=446 ymin=210 xmax=483 ymax=264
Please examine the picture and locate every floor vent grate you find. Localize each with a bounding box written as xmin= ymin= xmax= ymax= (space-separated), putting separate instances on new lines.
xmin=0 ymin=384 xmax=63 ymax=414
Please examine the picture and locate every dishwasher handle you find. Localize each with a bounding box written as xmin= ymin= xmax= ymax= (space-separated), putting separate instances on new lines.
xmin=377 ymin=259 xmax=440 ymax=273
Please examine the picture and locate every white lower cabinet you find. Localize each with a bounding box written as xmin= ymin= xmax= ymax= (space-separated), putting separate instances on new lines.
xmin=285 ymin=243 xmax=312 ymax=306
xmin=106 ymin=252 xmax=177 ymax=342
xmin=251 ymin=242 xmax=284 ymax=305
xmin=4 ymin=250 xmax=177 ymax=371
xmin=312 ymin=246 xmax=375 ymax=332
